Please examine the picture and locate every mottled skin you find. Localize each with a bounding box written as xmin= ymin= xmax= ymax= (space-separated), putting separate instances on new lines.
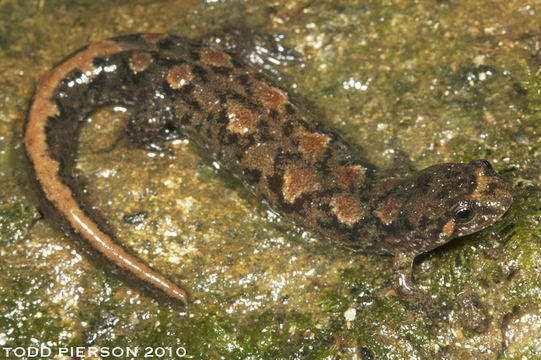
xmin=24 ymin=34 xmax=513 ymax=311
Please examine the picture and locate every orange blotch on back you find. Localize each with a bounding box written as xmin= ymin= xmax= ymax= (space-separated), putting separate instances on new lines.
xmin=258 ymin=85 xmax=288 ymax=110
xmin=227 ymin=101 xmax=257 ymax=135
xmin=374 ymin=197 xmax=401 ymax=225
xmin=129 ymin=52 xmax=153 ymax=74
xmin=167 ymin=64 xmax=194 ymax=89
xmin=374 ymin=177 xmax=403 ymax=194
xmin=282 ymin=169 xmax=318 ymax=203
xmin=407 ymin=208 xmax=423 ymax=227
xmin=331 ymin=194 xmax=364 ymax=226
xmin=337 ymin=165 xmax=366 ymax=189
xmin=299 ymin=132 xmax=330 ymax=155
xmin=201 ymin=48 xmax=231 ymax=66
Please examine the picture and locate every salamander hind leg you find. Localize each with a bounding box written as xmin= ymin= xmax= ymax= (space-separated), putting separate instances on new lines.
xmin=127 ymin=97 xmax=182 ymax=150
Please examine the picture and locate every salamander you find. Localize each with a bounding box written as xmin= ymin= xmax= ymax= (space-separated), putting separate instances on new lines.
xmin=24 ymin=33 xmax=513 ymax=309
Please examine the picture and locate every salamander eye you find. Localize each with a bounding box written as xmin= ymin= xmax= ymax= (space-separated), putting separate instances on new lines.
xmin=451 ymin=201 xmax=475 ymax=223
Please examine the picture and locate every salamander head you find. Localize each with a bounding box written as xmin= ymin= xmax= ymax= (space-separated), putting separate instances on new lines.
xmin=398 ymin=159 xmax=513 ymax=254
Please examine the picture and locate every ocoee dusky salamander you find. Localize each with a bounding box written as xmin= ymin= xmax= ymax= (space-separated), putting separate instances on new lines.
xmin=24 ymin=33 xmax=513 ymax=309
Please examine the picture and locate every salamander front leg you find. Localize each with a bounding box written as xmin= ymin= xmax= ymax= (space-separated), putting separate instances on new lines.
xmin=391 ymin=252 xmax=491 ymax=332
xmin=391 ymin=252 xmax=437 ymax=316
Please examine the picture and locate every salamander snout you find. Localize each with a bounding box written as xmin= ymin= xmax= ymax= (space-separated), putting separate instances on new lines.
xmin=399 ymin=161 xmax=513 ymax=254
xmin=450 ymin=159 xmax=514 ymax=237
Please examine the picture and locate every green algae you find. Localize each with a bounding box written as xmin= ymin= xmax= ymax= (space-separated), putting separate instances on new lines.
xmin=519 ymin=60 xmax=541 ymax=140
xmin=0 ymin=203 xmax=32 ymax=243
xmin=0 ymin=203 xmax=79 ymax=354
